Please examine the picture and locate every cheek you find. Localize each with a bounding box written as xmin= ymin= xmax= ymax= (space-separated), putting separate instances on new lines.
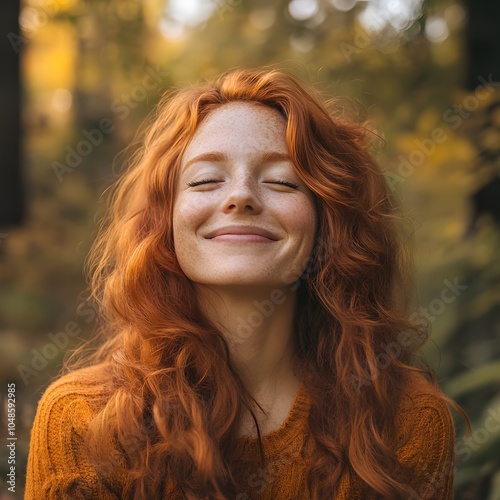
xmin=174 ymin=196 xmax=206 ymax=233
xmin=172 ymin=204 xmax=199 ymax=276
xmin=292 ymin=199 xmax=317 ymax=243
xmin=172 ymin=195 xmax=212 ymax=260
xmin=172 ymin=203 xmax=191 ymax=253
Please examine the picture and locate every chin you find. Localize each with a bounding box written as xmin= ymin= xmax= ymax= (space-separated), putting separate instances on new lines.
xmin=193 ymin=275 xmax=282 ymax=287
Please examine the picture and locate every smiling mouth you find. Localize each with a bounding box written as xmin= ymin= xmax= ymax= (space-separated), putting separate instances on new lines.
xmin=204 ymin=225 xmax=278 ymax=241
xmin=208 ymin=234 xmax=275 ymax=243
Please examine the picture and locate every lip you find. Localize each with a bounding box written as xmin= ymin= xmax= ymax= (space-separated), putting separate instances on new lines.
xmin=204 ymin=225 xmax=278 ymax=241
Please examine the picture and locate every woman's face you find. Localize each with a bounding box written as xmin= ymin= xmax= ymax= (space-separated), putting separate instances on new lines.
xmin=173 ymin=102 xmax=317 ymax=289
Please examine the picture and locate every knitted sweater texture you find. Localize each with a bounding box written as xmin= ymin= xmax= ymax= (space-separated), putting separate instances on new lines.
xmin=25 ymin=369 xmax=456 ymax=499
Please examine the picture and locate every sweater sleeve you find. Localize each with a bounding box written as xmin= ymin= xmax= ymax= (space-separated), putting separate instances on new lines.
xmin=395 ymin=391 xmax=456 ymax=500
xmin=24 ymin=380 xmax=119 ymax=500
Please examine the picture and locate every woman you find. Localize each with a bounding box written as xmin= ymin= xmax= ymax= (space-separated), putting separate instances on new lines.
xmin=25 ymin=68 xmax=469 ymax=499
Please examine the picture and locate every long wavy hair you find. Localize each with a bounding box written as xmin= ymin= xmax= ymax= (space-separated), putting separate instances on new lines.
xmin=64 ymin=68 xmax=467 ymax=498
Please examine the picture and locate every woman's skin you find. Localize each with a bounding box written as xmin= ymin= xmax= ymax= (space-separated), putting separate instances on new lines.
xmin=173 ymin=102 xmax=318 ymax=436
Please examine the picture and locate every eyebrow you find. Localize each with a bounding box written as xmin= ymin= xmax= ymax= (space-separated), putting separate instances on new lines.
xmin=181 ymin=151 xmax=292 ymax=173
xmin=182 ymin=152 xmax=228 ymax=172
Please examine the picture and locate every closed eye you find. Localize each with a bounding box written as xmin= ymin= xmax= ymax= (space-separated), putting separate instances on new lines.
xmin=186 ymin=178 xmax=221 ymax=187
xmin=186 ymin=179 xmax=300 ymax=189
xmin=266 ymin=180 xmax=299 ymax=189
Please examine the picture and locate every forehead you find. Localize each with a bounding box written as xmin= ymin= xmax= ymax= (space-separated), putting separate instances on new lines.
xmin=182 ymin=102 xmax=288 ymax=161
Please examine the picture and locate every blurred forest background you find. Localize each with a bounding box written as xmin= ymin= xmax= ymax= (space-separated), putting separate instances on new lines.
xmin=1 ymin=0 xmax=499 ymax=497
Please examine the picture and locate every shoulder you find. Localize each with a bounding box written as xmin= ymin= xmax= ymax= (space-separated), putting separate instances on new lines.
xmin=393 ymin=373 xmax=456 ymax=499
xmin=29 ymin=363 xmax=116 ymax=462
xmin=32 ymin=364 xmax=111 ymax=430
xmin=396 ymin=373 xmax=455 ymax=439
xmin=25 ymin=364 xmax=119 ymax=499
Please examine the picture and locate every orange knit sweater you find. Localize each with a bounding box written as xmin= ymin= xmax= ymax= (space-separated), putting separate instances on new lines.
xmin=25 ymin=369 xmax=456 ymax=499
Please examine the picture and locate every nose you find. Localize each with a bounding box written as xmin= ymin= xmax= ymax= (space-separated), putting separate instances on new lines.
xmin=222 ymin=178 xmax=263 ymax=214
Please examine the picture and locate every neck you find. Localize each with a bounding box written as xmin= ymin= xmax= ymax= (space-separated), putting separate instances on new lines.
xmin=194 ymin=284 xmax=301 ymax=397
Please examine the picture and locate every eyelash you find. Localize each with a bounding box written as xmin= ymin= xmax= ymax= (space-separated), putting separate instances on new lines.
xmin=186 ymin=178 xmax=220 ymax=187
xmin=187 ymin=179 xmax=299 ymax=189
xmin=268 ymin=180 xmax=300 ymax=189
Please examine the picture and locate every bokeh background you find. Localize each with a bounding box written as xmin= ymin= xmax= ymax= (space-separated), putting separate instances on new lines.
xmin=1 ymin=0 xmax=499 ymax=497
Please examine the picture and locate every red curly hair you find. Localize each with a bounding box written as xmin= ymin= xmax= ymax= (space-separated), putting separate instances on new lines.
xmin=64 ymin=67 xmax=467 ymax=498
